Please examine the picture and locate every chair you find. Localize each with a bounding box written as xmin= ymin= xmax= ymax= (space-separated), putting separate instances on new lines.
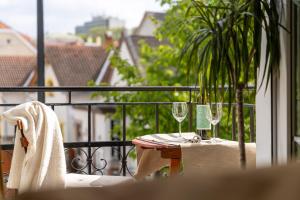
xmin=15 ymin=120 xmax=133 ymax=189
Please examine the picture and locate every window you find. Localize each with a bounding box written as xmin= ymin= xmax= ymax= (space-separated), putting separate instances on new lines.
xmin=293 ymin=3 xmax=300 ymax=157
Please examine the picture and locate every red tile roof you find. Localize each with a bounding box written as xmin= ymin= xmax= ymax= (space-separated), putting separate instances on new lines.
xmin=0 ymin=45 xmax=109 ymax=86
xmin=0 ymin=56 xmax=36 ymax=86
xmin=46 ymin=45 xmax=109 ymax=86
xmin=0 ymin=21 xmax=10 ymax=29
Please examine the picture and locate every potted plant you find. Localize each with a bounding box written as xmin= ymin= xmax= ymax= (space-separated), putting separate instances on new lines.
xmin=180 ymin=0 xmax=281 ymax=167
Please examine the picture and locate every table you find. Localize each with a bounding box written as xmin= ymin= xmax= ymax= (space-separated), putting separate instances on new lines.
xmin=132 ymin=138 xmax=182 ymax=176
xmin=133 ymin=134 xmax=256 ymax=180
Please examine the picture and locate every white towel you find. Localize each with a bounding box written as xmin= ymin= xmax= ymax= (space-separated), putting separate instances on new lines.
xmin=2 ymin=101 xmax=66 ymax=193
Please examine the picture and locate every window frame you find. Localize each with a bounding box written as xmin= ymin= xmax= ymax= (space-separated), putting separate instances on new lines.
xmin=291 ymin=2 xmax=300 ymax=157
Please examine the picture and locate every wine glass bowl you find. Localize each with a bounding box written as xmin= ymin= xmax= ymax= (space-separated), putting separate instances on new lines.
xmin=172 ymin=102 xmax=188 ymax=137
xmin=205 ymin=103 xmax=222 ymax=141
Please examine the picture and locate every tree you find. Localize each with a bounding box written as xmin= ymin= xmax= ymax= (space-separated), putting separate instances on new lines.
xmin=90 ymin=0 xmax=256 ymax=144
xmin=179 ymin=0 xmax=281 ymax=167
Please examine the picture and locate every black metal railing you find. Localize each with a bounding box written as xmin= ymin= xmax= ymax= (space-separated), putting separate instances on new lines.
xmin=0 ymin=86 xmax=255 ymax=177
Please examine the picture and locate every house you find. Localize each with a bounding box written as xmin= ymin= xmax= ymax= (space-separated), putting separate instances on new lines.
xmin=0 ymin=21 xmax=36 ymax=56
xmin=45 ymin=33 xmax=84 ymax=46
xmin=0 ymin=56 xmax=36 ymax=142
xmin=0 ymin=22 xmax=122 ymax=174
xmin=44 ymin=45 xmax=111 ymax=142
xmin=0 ymin=22 xmax=36 ymax=143
xmin=134 ymin=12 xmax=165 ymax=36
xmin=107 ymin=12 xmax=167 ymax=86
xmin=75 ymin=16 xmax=125 ymax=35
xmin=0 ymin=45 xmax=119 ymax=174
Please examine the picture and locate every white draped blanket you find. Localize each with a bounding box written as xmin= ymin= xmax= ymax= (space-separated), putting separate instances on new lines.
xmin=2 ymin=101 xmax=66 ymax=193
xmin=134 ymin=133 xmax=256 ymax=179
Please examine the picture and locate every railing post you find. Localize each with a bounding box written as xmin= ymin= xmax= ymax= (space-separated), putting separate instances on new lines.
xmin=232 ymin=105 xmax=237 ymax=141
xmin=215 ymin=124 xmax=220 ymax=138
xmin=250 ymin=106 xmax=255 ymax=142
xmin=188 ymin=89 xmax=193 ymax=131
xmin=122 ymin=104 xmax=127 ymax=176
xmin=37 ymin=0 xmax=45 ymax=103
xmin=87 ymin=105 xmax=92 ymax=174
xmin=155 ymin=104 xmax=159 ymax=133
xmin=68 ymin=91 xmax=72 ymax=104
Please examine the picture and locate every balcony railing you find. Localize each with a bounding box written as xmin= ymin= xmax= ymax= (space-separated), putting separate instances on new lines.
xmin=0 ymin=86 xmax=255 ymax=179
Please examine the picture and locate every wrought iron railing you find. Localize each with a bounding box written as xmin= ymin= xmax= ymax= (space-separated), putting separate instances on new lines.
xmin=0 ymin=86 xmax=255 ymax=178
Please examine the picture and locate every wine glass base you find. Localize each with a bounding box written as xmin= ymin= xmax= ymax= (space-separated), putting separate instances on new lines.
xmin=176 ymin=133 xmax=183 ymax=138
xmin=210 ymin=137 xmax=219 ymax=143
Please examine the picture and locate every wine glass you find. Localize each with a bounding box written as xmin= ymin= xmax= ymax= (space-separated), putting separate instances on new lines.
xmin=172 ymin=102 xmax=188 ymax=137
xmin=205 ymin=103 xmax=222 ymax=142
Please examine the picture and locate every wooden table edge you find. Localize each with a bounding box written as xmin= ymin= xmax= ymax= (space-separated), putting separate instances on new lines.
xmin=132 ymin=138 xmax=182 ymax=176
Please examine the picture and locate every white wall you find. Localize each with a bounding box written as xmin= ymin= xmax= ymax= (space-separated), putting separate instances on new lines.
xmin=0 ymin=29 xmax=35 ymax=56
xmin=45 ymin=65 xmax=70 ymax=141
xmin=274 ymin=1 xmax=291 ymax=164
xmin=0 ymin=92 xmax=33 ymax=143
xmin=110 ymin=42 xmax=133 ymax=86
xmin=135 ymin=17 xmax=160 ymax=36
xmin=256 ymin=1 xmax=291 ymax=166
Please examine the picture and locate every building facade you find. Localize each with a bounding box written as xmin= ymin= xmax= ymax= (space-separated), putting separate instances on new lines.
xmin=75 ymin=16 xmax=125 ymax=35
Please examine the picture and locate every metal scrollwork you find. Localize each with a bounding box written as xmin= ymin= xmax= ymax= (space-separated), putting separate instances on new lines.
xmin=65 ymin=148 xmax=89 ymax=174
xmin=91 ymin=147 xmax=107 ymax=175
xmin=112 ymin=145 xmax=135 ymax=176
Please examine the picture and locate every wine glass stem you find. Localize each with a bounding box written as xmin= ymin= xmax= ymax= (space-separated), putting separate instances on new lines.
xmin=179 ymin=122 xmax=182 ymax=136
xmin=212 ymin=124 xmax=215 ymax=138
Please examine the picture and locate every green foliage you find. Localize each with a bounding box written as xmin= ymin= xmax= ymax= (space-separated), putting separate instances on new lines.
xmin=90 ymin=47 xmax=193 ymax=139
xmin=177 ymin=0 xmax=281 ymax=165
xmin=90 ymin=0 xmax=258 ymax=141
xmin=179 ymin=0 xmax=281 ymax=102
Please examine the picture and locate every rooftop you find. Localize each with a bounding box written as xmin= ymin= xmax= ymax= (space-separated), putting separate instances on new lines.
xmin=0 ymin=56 xmax=36 ymax=86
xmin=46 ymin=45 xmax=109 ymax=86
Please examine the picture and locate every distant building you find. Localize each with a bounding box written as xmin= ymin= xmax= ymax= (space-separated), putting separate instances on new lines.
xmin=134 ymin=12 xmax=165 ymax=36
xmin=45 ymin=33 xmax=84 ymax=46
xmin=0 ymin=21 xmax=124 ymax=174
xmin=0 ymin=21 xmax=36 ymax=56
xmin=107 ymin=11 xmax=167 ymax=85
xmin=75 ymin=16 xmax=125 ymax=35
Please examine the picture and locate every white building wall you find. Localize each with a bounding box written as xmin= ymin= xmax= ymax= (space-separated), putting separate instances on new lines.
xmin=135 ymin=17 xmax=160 ymax=36
xmin=0 ymin=30 xmax=35 ymax=56
xmin=0 ymin=92 xmax=32 ymax=143
xmin=108 ymin=18 xmax=125 ymax=29
xmin=44 ymin=65 xmax=71 ymax=141
xmin=111 ymin=42 xmax=133 ymax=86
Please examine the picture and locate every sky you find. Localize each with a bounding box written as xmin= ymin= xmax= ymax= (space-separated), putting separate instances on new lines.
xmin=0 ymin=0 xmax=168 ymax=38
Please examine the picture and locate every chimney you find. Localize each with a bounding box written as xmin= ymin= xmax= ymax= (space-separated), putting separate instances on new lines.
xmin=95 ymin=36 xmax=102 ymax=46
xmin=103 ymin=31 xmax=113 ymax=49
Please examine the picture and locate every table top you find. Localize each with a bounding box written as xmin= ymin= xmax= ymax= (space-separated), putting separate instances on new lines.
xmin=132 ymin=138 xmax=180 ymax=149
xmin=132 ymin=133 xmax=201 ymax=150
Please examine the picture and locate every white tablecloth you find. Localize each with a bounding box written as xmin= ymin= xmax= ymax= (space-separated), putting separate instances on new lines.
xmin=134 ymin=133 xmax=256 ymax=180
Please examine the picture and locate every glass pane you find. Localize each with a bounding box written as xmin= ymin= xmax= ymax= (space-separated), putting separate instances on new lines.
xmin=43 ymin=0 xmax=167 ymax=175
xmin=0 ymin=0 xmax=37 ymax=144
